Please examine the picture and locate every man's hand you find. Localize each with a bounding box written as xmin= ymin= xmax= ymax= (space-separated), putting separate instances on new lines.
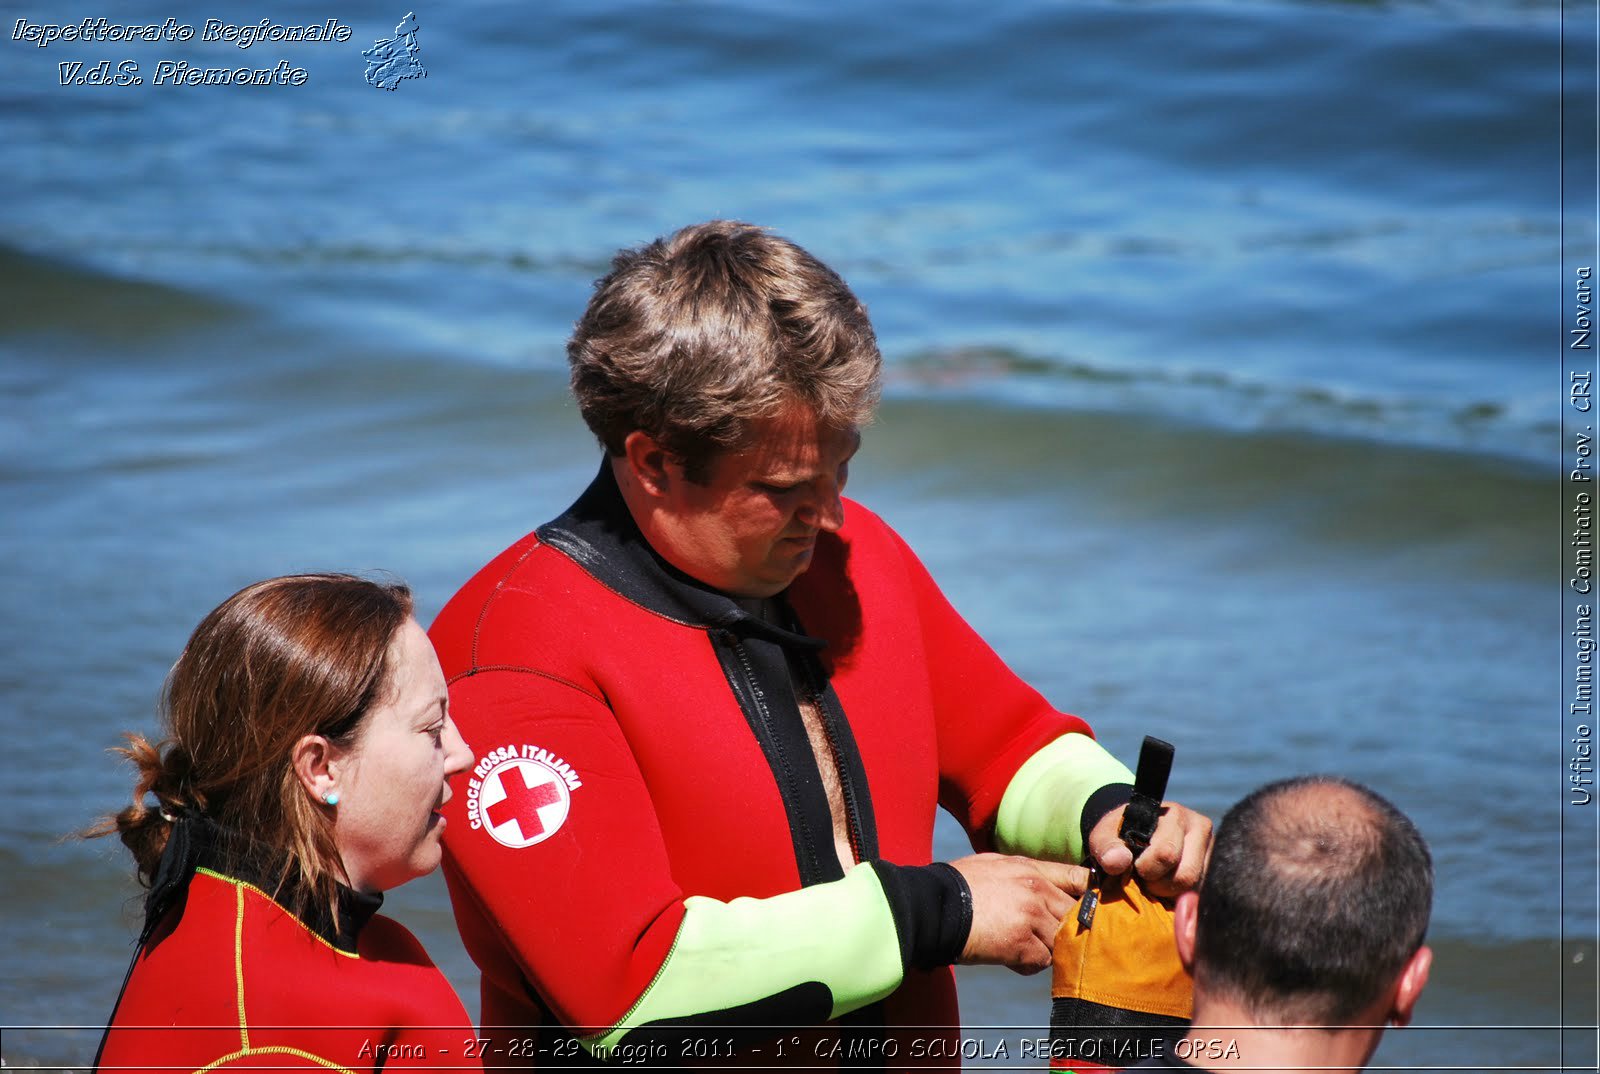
xmin=949 ymin=853 xmax=1089 ymax=975
xmin=1087 ymin=800 xmax=1211 ymax=898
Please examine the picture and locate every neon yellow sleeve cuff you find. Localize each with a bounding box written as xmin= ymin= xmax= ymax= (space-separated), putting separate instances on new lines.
xmin=993 ymin=733 xmax=1135 ymax=862
xmin=583 ymin=864 xmax=904 ymax=1056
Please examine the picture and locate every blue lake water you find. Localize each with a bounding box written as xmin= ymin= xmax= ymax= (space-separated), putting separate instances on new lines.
xmin=0 ymin=1 xmax=1584 ymax=1069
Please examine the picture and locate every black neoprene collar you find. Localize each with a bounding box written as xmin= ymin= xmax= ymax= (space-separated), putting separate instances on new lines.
xmin=145 ymin=813 xmax=382 ymax=956
xmin=536 ymin=461 xmax=825 ymax=650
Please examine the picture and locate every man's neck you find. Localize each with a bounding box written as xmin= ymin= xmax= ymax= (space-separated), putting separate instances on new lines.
xmin=611 ymin=456 xmax=729 ymax=593
xmin=1179 ymin=996 xmax=1384 ymax=1074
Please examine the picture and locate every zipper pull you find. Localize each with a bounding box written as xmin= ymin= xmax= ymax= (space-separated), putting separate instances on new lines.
xmin=1077 ymin=864 xmax=1105 ymax=930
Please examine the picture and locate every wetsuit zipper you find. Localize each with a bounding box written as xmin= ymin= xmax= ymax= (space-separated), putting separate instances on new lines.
xmin=704 ymin=630 xmax=888 ymax=1070
xmin=712 ymin=628 xmax=826 ymax=884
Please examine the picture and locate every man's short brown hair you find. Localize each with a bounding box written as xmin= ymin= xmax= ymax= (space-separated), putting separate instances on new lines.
xmin=568 ymin=220 xmax=882 ymax=480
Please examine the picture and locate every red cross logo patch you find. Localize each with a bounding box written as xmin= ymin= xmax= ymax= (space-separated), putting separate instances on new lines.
xmin=472 ymin=754 xmax=575 ymax=849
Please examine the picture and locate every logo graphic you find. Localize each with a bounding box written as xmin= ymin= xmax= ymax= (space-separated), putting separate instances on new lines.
xmin=467 ymin=745 xmax=583 ymax=849
xmin=363 ymin=12 xmax=425 ymax=91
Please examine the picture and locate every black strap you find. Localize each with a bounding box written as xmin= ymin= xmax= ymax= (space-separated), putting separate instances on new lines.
xmin=140 ymin=813 xmax=209 ymax=942
xmin=1077 ymin=736 xmax=1175 ymax=931
xmin=1118 ymin=736 xmax=1174 ymax=855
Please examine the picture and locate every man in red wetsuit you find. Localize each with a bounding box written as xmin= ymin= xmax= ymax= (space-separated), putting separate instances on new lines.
xmin=432 ymin=221 xmax=1212 ymax=1068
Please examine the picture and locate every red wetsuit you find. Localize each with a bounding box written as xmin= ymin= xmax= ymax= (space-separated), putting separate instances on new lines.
xmin=433 ymin=465 xmax=1132 ymax=1069
xmin=97 ymin=854 xmax=478 ymax=1072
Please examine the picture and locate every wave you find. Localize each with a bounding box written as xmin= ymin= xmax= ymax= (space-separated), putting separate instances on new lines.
xmin=872 ymin=384 xmax=1548 ymax=584
xmin=890 ymin=344 xmax=1553 ymax=469
xmin=0 ymin=232 xmax=613 ymax=279
xmin=0 ymin=243 xmax=243 ymax=344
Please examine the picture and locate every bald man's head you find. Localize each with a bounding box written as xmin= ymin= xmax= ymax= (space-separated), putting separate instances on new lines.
xmin=1192 ymin=776 xmax=1432 ymax=1025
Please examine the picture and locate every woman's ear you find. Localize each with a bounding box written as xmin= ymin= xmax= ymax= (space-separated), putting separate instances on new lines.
xmin=292 ymin=733 xmax=339 ymax=805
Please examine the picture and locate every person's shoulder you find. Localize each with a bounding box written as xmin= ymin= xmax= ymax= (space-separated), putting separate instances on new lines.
xmin=839 ymin=495 xmax=891 ymax=534
xmin=358 ymin=912 xmax=435 ymax=966
xmin=430 ymin=527 xmax=595 ymax=673
xmin=835 ymin=496 xmax=917 ymax=556
xmin=831 ymin=497 xmax=943 ymax=580
xmin=134 ymin=867 xmax=241 ymax=955
xmin=344 ymin=914 xmax=476 ymax=1027
xmin=438 ymin=527 xmax=567 ymax=609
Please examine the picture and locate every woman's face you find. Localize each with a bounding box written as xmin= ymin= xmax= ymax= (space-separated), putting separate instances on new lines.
xmin=331 ymin=617 xmax=473 ymax=893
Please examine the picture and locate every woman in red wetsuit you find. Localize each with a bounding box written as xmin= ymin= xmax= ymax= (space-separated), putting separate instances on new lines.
xmin=90 ymin=574 xmax=479 ymax=1072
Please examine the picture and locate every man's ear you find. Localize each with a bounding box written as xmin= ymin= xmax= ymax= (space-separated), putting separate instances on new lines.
xmin=1173 ymin=889 xmax=1200 ymax=973
xmin=1388 ymin=945 xmax=1432 ymax=1027
xmin=292 ymin=734 xmax=339 ymax=803
xmin=622 ymin=430 xmax=675 ymax=497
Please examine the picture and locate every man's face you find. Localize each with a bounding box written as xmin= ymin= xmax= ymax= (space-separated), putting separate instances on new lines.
xmin=655 ymin=404 xmax=860 ymax=599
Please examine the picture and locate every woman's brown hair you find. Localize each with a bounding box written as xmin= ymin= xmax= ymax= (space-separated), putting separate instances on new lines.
xmin=86 ymin=573 xmax=413 ymax=919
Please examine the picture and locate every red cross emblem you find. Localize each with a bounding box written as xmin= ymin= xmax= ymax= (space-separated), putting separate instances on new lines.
xmin=487 ymin=766 xmax=563 ymax=839
xmin=476 ymin=756 xmax=573 ymax=848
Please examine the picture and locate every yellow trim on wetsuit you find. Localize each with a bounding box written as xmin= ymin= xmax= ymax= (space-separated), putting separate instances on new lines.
xmin=195 ymin=1045 xmax=357 ymax=1074
xmin=198 ymin=868 xmax=361 ymax=959
xmin=195 ymin=872 xmax=360 ymax=1074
